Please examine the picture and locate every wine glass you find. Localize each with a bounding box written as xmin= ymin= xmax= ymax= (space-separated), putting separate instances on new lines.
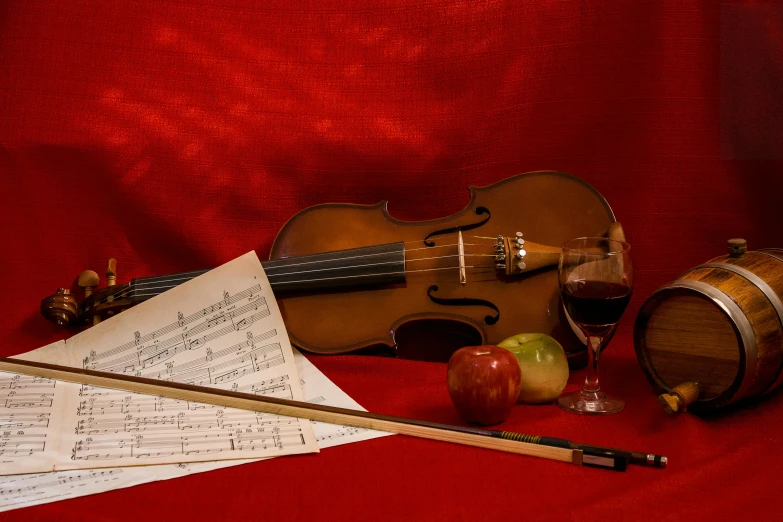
xmin=557 ymin=237 xmax=633 ymax=415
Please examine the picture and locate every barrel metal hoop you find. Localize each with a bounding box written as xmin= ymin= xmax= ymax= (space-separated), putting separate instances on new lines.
xmin=666 ymin=279 xmax=757 ymax=404
xmin=699 ymin=263 xmax=783 ymax=323
xmin=757 ymin=249 xmax=783 ymax=262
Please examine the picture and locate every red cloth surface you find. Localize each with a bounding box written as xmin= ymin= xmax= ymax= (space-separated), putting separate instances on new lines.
xmin=1 ymin=0 xmax=783 ymax=520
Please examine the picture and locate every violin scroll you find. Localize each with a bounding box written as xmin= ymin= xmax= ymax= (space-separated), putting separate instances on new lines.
xmin=40 ymin=288 xmax=80 ymax=326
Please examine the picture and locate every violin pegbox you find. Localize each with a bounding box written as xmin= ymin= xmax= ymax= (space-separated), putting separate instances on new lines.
xmin=81 ymin=259 xmax=134 ymax=326
xmin=40 ymin=258 xmax=134 ymax=327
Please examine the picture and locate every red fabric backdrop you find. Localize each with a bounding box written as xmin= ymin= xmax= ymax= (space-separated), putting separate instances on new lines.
xmin=1 ymin=0 xmax=782 ymax=520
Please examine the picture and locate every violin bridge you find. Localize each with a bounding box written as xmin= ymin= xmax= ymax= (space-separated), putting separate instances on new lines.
xmin=457 ymin=230 xmax=467 ymax=285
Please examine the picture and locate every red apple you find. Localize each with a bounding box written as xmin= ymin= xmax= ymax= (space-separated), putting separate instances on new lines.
xmin=447 ymin=345 xmax=522 ymax=425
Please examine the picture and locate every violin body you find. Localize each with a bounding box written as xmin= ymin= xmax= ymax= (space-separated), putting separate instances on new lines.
xmin=270 ymin=171 xmax=617 ymax=364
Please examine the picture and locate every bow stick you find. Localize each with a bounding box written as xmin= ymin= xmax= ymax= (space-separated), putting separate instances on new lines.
xmin=0 ymin=357 xmax=666 ymax=471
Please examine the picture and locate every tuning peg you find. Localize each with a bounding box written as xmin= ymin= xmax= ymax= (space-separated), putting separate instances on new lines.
xmin=40 ymin=288 xmax=79 ymax=326
xmin=78 ymin=270 xmax=100 ymax=297
xmin=106 ymin=259 xmax=117 ymax=286
xmin=103 ymin=259 xmax=119 ymax=322
xmin=79 ymin=269 xmax=102 ymax=326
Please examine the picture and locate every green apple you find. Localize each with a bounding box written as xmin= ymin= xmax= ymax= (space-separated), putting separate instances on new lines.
xmin=497 ymin=333 xmax=569 ymax=404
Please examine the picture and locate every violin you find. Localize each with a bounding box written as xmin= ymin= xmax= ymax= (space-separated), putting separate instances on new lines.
xmin=40 ymin=171 xmax=623 ymax=367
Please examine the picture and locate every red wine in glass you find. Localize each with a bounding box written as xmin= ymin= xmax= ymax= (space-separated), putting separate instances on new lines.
xmin=562 ymin=281 xmax=632 ymax=333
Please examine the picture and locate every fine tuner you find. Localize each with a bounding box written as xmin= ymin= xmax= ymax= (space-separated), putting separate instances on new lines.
xmin=38 ymin=171 xmax=623 ymax=366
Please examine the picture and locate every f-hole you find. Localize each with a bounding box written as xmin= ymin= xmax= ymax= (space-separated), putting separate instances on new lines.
xmin=426 ymin=285 xmax=500 ymax=325
xmin=423 ymin=207 xmax=490 ymax=247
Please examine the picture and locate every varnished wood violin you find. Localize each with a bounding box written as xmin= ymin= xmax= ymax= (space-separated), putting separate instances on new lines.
xmin=40 ymin=171 xmax=623 ymax=367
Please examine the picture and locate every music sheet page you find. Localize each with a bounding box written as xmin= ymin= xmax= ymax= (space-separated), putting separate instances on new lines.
xmin=0 ymin=349 xmax=391 ymax=512
xmin=1 ymin=340 xmax=68 ymax=475
xmin=0 ymin=374 xmax=63 ymax=474
xmin=3 ymin=251 xmax=319 ymax=474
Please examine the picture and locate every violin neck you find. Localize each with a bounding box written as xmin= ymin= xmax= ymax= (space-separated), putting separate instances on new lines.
xmin=129 ymin=242 xmax=407 ymax=302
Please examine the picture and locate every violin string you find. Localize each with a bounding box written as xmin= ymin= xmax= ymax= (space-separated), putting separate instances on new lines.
xmin=398 ymin=241 xmax=496 ymax=251
xmin=133 ymin=244 xmax=496 ymax=287
xmin=129 ymin=251 xmax=486 ymax=293
xmin=84 ymin=234 xmax=507 ymax=309
xmin=130 ymin=254 xmax=499 ymax=293
xmin=86 ymin=256 xmax=503 ymax=308
xmin=131 ymin=242 xmax=496 ymax=287
xmin=128 ymin=265 xmax=500 ymax=297
xmin=257 ymin=243 xmax=493 ymax=271
xmin=394 ymin=232 xmax=500 ymax=246
xmin=106 ymin=252 xmax=499 ymax=298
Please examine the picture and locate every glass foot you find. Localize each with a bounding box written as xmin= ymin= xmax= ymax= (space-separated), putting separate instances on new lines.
xmin=557 ymin=389 xmax=625 ymax=415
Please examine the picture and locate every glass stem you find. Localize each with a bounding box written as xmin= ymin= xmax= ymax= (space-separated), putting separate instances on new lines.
xmin=583 ymin=335 xmax=602 ymax=393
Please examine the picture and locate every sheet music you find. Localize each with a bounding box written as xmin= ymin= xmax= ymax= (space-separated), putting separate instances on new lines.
xmin=0 ymin=349 xmax=391 ymax=513
xmin=0 ymin=369 xmax=68 ymax=475
xmin=2 ymin=251 xmax=319 ymax=474
xmin=2 ymin=341 xmax=68 ymax=474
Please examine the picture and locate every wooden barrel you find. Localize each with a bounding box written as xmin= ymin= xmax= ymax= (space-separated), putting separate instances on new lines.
xmin=634 ymin=240 xmax=783 ymax=413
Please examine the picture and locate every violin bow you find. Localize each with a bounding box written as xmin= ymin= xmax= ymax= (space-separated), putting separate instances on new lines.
xmin=0 ymin=357 xmax=665 ymax=471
